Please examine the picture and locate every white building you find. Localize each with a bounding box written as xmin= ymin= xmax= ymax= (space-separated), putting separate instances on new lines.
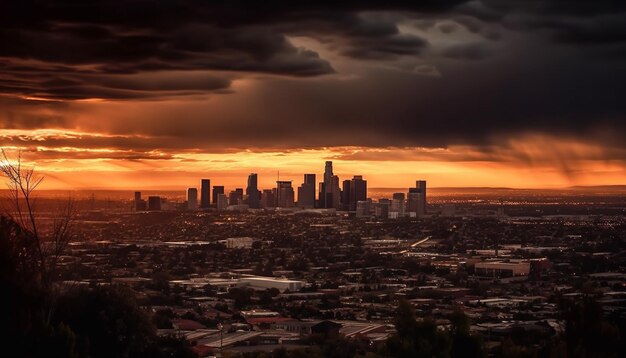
xmin=240 ymin=276 xmax=304 ymax=292
xmin=474 ymin=261 xmax=530 ymax=277
xmin=226 ymin=237 xmax=255 ymax=249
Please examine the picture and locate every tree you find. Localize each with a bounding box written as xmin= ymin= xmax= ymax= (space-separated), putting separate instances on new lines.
xmin=0 ymin=149 xmax=76 ymax=288
xmin=449 ymin=308 xmax=484 ymax=358
xmin=386 ymin=300 xmax=452 ymax=358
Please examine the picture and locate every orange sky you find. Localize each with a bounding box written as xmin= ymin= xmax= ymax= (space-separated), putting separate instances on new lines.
xmin=2 ymin=131 xmax=625 ymax=190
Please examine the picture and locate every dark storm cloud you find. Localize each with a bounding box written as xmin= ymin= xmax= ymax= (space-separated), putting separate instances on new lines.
xmin=0 ymin=0 xmax=625 ymax=156
xmin=0 ymin=0 xmax=468 ymax=100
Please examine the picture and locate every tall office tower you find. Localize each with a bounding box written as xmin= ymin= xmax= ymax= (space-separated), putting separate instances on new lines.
xmin=318 ymin=182 xmax=325 ymax=208
xmin=321 ymin=161 xmax=337 ymax=209
xmin=408 ymin=180 xmax=427 ymax=216
xmin=229 ymin=188 xmax=244 ymax=205
xmin=407 ymin=192 xmax=420 ymax=216
xmin=134 ymin=191 xmax=146 ymax=211
xmin=341 ymin=179 xmax=351 ymax=211
xmin=349 ymin=175 xmax=367 ymax=211
xmin=147 ymin=196 xmax=161 ymax=211
xmin=297 ymin=174 xmax=316 ymax=208
xmin=200 ymin=179 xmax=210 ymax=208
xmin=246 ymin=173 xmax=260 ymax=208
xmin=261 ymin=189 xmax=276 ymax=208
xmin=212 ymin=186 xmax=225 ymax=205
xmin=216 ymin=193 xmax=228 ymax=210
xmin=331 ymin=175 xmax=341 ymax=209
xmin=276 ymin=181 xmax=295 ymax=208
xmin=187 ymin=188 xmax=198 ymax=210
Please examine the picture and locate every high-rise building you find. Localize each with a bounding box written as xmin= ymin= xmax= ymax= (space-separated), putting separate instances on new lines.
xmin=261 ymin=189 xmax=276 ymax=208
xmin=246 ymin=173 xmax=260 ymax=208
xmin=134 ymin=191 xmax=146 ymax=211
xmin=229 ymin=188 xmax=244 ymax=205
xmin=331 ymin=175 xmax=341 ymax=209
xmin=147 ymin=196 xmax=161 ymax=211
xmin=349 ymin=175 xmax=367 ymax=211
xmin=341 ymin=179 xmax=351 ymax=211
xmin=321 ymin=161 xmax=339 ymax=209
xmin=276 ymin=181 xmax=295 ymax=208
xmin=297 ymin=174 xmax=316 ymax=208
xmin=187 ymin=187 xmax=198 ymax=210
xmin=212 ymin=186 xmax=224 ymax=205
xmin=407 ymin=192 xmax=419 ymax=214
xmin=216 ymin=193 xmax=228 ymax=210
xmin=408 ymin=180 xmax=427 ymax=216
xmin=200 ymin=179 xmax=210 ymax=208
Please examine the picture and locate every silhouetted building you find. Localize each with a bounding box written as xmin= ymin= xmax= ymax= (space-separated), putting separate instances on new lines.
xmin=200 ymin=179 xmax=210 ymax=208
xmin=408 ymin=180 xmax=427 ymax=216
xmin=321 ymin=161 xmax=340 ymax=209
xmin=276 ymin=181 xmax=295 ymax=208
xmin=350 ymin=175 xmax=367 ymax=211
xmin=247 ymin=173 xmax=260 ymax=208
xmin=187 ymin=188 xmax=198 ymax=210
xmin=216 ymin=193 xmax=228 ymax=210
xmin=134 ymin=191 xmax=146 ymax=211
xmin=391 ymin=192 xmax=405 ymax=217
xmin=331 ymin=175 xmax=341 ymax=209
xmin=341 ymin=179 xmax=351 ymax=211
xmin=297 ymin=174 xmax=316 ymax=208
xmin=261 ymin=189 xmax=276 ymax=208
xmin=229 ymin=188 xmax=244 ymax=205
xmin=212 ymin=186 xmax=224 ymax=205
xmin=147 ymin=196 xmax=161 ymax=211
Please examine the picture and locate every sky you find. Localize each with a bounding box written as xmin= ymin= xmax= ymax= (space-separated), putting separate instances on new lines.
xmin=1 ymin=1 xmax=625 ymax=190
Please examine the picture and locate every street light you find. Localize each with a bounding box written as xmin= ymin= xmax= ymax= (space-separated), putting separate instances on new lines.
xmin=217 ymin=323 xmax=223 ymax=356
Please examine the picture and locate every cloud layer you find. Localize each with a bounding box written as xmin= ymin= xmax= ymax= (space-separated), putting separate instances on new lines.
xmin=0 ymin=1 xmax=625 ymax=186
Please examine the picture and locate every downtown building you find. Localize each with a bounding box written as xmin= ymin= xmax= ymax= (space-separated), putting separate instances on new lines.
xmin=297 ymin=174 xmax=316 ymax=208
xmin=247 ymin=173 xmax=260 ymax=208
xmin=200 ymin=179 xmax=210 ymax=209
xmin=187 ymin=187 xmax=198 ymax=210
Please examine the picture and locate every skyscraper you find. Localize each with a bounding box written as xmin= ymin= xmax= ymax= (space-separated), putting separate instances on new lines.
xmin=229 ymin=188 xmax=244 ymax=205
xmin=134 ymin=191 xmax=146 ymax=211
xmin=331 ymin=175 xmax=341 ymax=209
xmin=408 ymin=180 xmax=427 ymax=216
xmin=321 ymin=161 xmax=338 ymax=209
xmin=349 ymin=175 xmax=367 ymax=211
xmin=187 ymin=187 xmax=198 ymax=210
xmin=147 ymin=196 xmax=161 ymax=211
xmin=212 ymin=186 xmax=224 ymax=205
xmin=341 ymin=179 xmax=351 ymax=211
xmin=200 ymin=179 xmax=210 ymax=209
xmin=297 ymin=174 xmax=316 ymax=208
xmin=261 ymin=189 xmax=276 ymax=208
xmin=276 ymin=181 xmax=295 ymax=208
xmin=216 ymin=193 xmax=228 ymax=210
xmin=247 ymin=173 xmax=260 ymax=208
